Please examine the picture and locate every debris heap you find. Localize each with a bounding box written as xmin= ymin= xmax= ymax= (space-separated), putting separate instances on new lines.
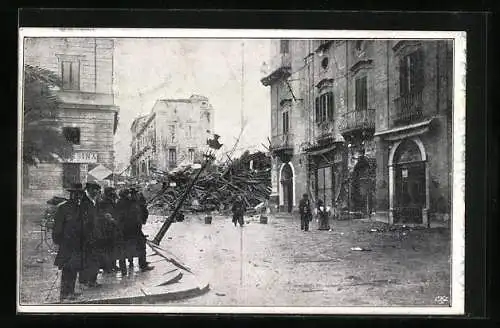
xmin=145 ymin=151 xmax=271 ymax=214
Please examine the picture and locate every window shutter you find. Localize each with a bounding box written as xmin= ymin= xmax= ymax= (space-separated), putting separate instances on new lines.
xmin=362 ymin=76 xmax=367 ymax=111
xmin=399 ymin=58 xmax=408 ymax=95
xmin=62 ymin=62 xmax=71 ymax=89
xmin=315 ymin=98 xmax=320 ymax=123
xmin=327 ymin=92 xmax=334 ymax=120
xmin=71 ymin=62 xmax=80 ymax=90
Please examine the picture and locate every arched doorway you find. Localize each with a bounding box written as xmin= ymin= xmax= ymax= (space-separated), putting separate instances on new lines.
xmin=351 ymin=156 xmax=375 ymax=216
xmin=280 ymin=163 xmax=294 ymax=213
xmin=391 ymin=139 xmax=426 ymax=224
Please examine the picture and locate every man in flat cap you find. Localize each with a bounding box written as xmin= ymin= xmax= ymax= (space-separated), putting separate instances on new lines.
xmin=52 ymin=182 xmax=84 ymax=302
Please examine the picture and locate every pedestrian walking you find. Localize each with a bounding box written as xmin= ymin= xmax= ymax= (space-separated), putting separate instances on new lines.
xmin=231 ymin=195 xmax=246 ymax=227
xmin=52 ymin=183 xmax=84 ymax=302
xmin=78 ymin=182 xmax=103 ymax=288
xmin=298 ymin=193 xmax=312 ymax=232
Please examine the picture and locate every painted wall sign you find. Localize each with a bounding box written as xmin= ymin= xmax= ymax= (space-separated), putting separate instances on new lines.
xmin=66 ymin=152 xmax=98 ymax=163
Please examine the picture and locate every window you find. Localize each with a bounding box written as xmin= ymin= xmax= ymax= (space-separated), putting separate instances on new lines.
xmin=62 ymin=163 xmax=80 ymax=189
xmin=206 ymin=112 xmax=211 ymax=123
xmin=399 ymin=50 xmax=424 ymax=95
xmin=282 ymin=111 xmax=290 ymax=134
xmin=321 ymin=57 xmax=329 ymax=70
xmin=188 ymin=148 xmax=195 ymax=162
xmin=63 ymin=127 xmax=80 ymax=145
xmin=315 ymin=92 xmax=334 ymax=124
xmin=280 ymin=40 xmax=289 ymax=54
xmin=168 ymin=148 xmax=177 ymax=166
xmin=355 ymin=76 xmax=368 ymax=111
xmin=61 ymin=61 xmax=80 ymax=90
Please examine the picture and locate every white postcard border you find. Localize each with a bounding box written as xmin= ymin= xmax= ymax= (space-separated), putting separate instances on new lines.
xmin=17 ymin=28 xmax=466 ymax=315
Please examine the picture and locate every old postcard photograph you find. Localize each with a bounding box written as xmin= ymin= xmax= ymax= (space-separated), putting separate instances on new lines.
xmin=17 ymin=28 xmax=466 ymax=315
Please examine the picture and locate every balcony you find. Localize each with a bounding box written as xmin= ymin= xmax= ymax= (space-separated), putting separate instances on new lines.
xmin=57 ymin=90 xmax=115 ymax=107
xmin=393 ymin=90 xmax=424 ymax=126
xmin=339 ymin=109 xmax=376 ymax=139
xmin=316 ymin=120 xmax=335 ymax=141
xmin=260 ymin=53 xmax=292 ymax=86
xmin=270 ymin=133 xmax=294 ymax=162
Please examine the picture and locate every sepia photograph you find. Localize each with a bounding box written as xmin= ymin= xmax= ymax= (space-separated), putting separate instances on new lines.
xmin=17 ymin=28 xmax=466 ymax=315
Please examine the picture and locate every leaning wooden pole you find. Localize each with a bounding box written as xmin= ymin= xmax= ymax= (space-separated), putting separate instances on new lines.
xmin=151 ymin=152 xmax=214 ymax=245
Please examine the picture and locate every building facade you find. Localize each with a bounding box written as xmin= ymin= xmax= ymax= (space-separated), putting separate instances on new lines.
xmin=130 ymin=95 xmax=214 ymax=177
xmin=261 ymin=39 xmax=453 ymax=226
xmin=23 ymin=37 xmax=119 ymax=200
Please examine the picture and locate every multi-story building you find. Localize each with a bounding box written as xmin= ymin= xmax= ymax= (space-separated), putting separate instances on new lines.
xmin=261 ymin=39 xmax=453 ymax=226
xmin=23 ymin=37 xmax=119 ymax=200
xmin=130 ymin=94 xmax=214 ymax=177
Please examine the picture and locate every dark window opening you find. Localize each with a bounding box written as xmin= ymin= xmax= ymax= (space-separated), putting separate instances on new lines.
xmin=188 ymin=148 xmax=195 ymax=162
xmin=63 ymin=127 xmax=80 ymax=145
xmin=61 ymin=61 xmax=80 ymax=90
xmin=321 ymin=57 xmax=329 ymax=69
xmin=168 ymin=148 xmax=177 ymax=166
xmin=282 ymin=111 xmax=290 ymax=134
xmin=315 ymin=92 xmax=334 ymax=123
xmin=399 ymin=49 xmax=424 ymax=95
xmin=355 ymin=76 xmax=368 ymax=111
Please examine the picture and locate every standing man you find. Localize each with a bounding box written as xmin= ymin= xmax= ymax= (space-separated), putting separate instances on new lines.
xmin=98 ymin=187 xmax=120 ymax=273
xmin=52 ymin=183 xmax=84 ymax=302
xmin=78 ymin=182 xmax=103 ymax=288
xmin=298 ymin=193 xmax=312 ymax=232
xmin=130 ymin=187 xmax=154 ymax=272
xmin=231 ymin=195 xmax=246 ymax=227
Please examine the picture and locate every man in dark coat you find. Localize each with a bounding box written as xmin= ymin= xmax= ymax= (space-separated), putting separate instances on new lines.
xmin=317 ymin=199 xmax=330 ymax=230
xmin=98 ymin=187 xmax=120 ymax=273
xmin=78 ymin=182 xmax=103 ymax=288
xmin=231 ymin=196 xmax=246 ymax=227
xmin=130 ymin=188 xmax=154 ymax=272
xmin=53 ymin=183 xmax=85 ymax=301
xmin=298 ymin=193 xmax=312 ymax=232
xmin=115 ymin=188 xmax=131 ymax=275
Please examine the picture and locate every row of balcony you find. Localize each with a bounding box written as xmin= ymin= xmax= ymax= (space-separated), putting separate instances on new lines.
xmin=270 ymin=90 xmax=425 ymax=152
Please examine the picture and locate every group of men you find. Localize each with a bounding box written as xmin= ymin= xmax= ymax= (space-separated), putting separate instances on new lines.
xmin=52 ymin=181 xmax=155 ymax=302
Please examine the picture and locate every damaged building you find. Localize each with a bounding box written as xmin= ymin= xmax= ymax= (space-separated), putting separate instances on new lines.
xmin=261 ymin=39 xmax=453 ymax=226
xmin=130 ymin=95 xmax=214 ymax=177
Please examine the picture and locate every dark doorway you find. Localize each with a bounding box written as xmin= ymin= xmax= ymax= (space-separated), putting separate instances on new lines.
xmin=281 ymin=163 xmax=293 ymax=213
xmin=351 ymin=156 xmax=375 ymax=216
xmin=393 ymin=140 xmax=426 ymax=224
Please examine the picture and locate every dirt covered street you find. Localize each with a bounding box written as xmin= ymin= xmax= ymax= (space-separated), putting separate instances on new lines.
xmin=19 ymin=203 xmax=451 ymax=307
xmin=145 ymin=213 xmax=451 ymax=307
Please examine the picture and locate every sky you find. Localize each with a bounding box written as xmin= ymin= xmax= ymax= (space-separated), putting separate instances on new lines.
xmin=112 ymin=38 xmax=271 ymax=172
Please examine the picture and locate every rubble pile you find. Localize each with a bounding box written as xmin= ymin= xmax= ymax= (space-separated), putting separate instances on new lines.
xmin=145 ymin=151 xmax=271 ymax=214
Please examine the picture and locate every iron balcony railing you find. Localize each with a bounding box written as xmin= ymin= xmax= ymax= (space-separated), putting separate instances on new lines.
xmin=270 ymin=133 xmax=294 ymax=152
xmin=393 ymin=89 xmax=424 ymax=126
xmin=316 ymin=120 xmax=335 ymax=140
xmin=338 ymin=109 xmax=376 ymax=134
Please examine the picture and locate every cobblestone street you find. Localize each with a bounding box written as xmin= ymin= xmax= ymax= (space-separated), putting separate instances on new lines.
xmin=145 ymin=214 xmax=451 ymax=307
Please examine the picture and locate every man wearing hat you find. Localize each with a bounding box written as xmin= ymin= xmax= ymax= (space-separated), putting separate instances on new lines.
xmin=78 ymin=181 xmax=103 ymax=288
xmin=98 ymin=187 xmax=120 ymax=273
xmin=52 ymin=182 xmax=84 ymax=302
